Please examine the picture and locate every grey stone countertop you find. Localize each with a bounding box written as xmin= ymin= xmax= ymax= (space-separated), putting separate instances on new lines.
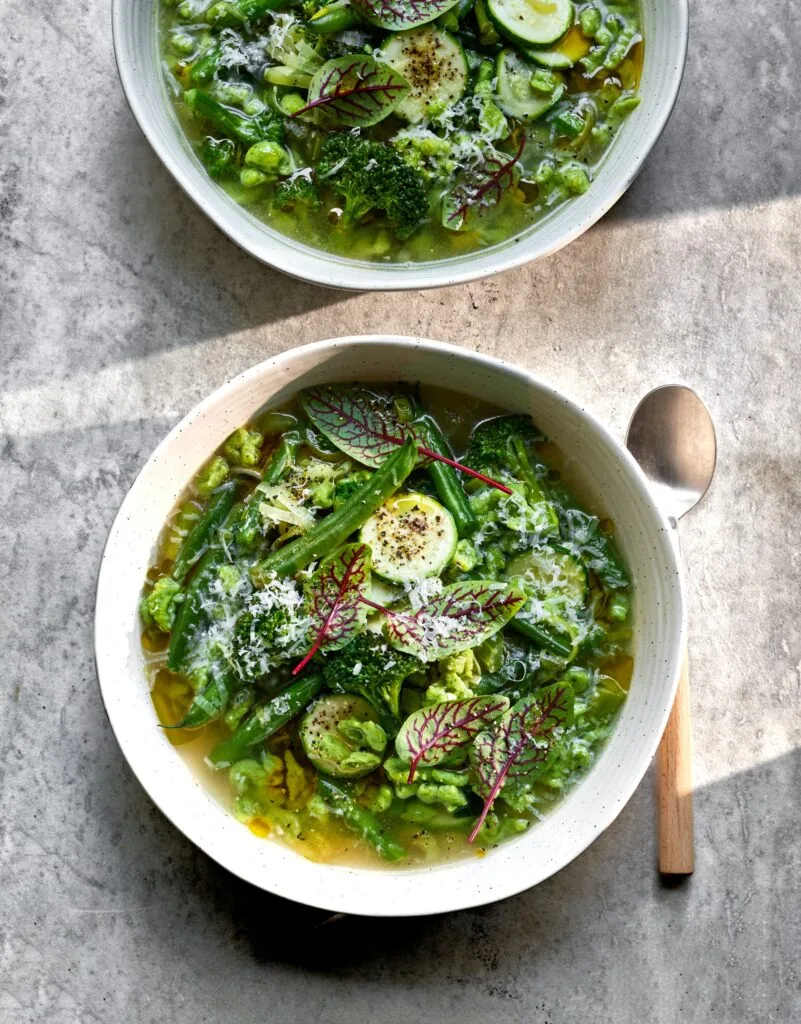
xmin=2 ymin=0 xmax=800 ymax=1020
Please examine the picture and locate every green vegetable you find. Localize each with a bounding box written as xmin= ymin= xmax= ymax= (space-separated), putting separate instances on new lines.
xmin=238 ymin=430 xmax=301 ymax=550
xmin=195 ymin=455 xmax=230 ymax=494
xmin=171 ymin=482 xmax=237 ymax=582
xmin=486 ymin=0 xmax=572 ymax=47
xmin=185 ymin=89 xmax=285 ymax=147
xmin=415 ymin=417 xmax=477 ymax=537
xmin=273 ymin=175 xmax=322 ymax=211
xmin=140 ymin=576 xmax=183 ymax=632
xmin=208 ymin=674 xmax=324 ymax=766
xmin=205 ymin=0 xmax=293 ymax=26
xmin=200 ymin=136 xmax=237 ymax=177
xmin=473 ymin=58 xmax=509 ymax=140
xmin=360 ymin=492 xmax=457 ymax=583
xmin=317 ymin=777 xmax=406 ymax=861
xmin=381 ymin=27 xmax=469 ymax=124
xmin=316 ymin=133 xmax=428 ymax=241
xmin=300 ymin=693 xmax=387 ymax=777
xmin=322 ymin=632 xmax=420 ymax=729
xmin=308 ymin=1 xmax=361 ymax=33
xmin=495 ymin=50 xmax=565 ymax=121
xmin=252 ymin=436 xmax=417 ymax=581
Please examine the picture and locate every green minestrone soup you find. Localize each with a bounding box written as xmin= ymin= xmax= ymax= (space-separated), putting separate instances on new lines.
xmin=141 ymin=384 xmax=633 ymax=867
xmin=158 ymin=0 xmax=643 ymax=262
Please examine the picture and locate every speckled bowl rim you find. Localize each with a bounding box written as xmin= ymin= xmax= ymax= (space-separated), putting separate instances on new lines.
xmin=94 ymin=336 xmax=685 ymax=915
xmin=111 ymin=0 xmax=688 ymax=290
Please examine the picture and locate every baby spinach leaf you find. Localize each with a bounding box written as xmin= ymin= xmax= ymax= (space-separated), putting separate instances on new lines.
xmin=300 ymin=384 xmax=512 ymax=492
xmin=468 ymin=682 xmax=574 ymax=843
xmin=351 ymin=0 xmax=460 ymax=30
xmin=294 ymin=543 xmax=372 ymax=674
xmin=296 ymin=56 xmax=410 ymax=128
xmin=396 ymin=695 xmax=510 ymax=781
xmin=378 ymin=581 xmax=526 ymax=663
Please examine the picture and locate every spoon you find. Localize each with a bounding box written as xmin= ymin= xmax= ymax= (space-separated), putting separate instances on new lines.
xmin=626 ymin=386 xmax=717 ymax=876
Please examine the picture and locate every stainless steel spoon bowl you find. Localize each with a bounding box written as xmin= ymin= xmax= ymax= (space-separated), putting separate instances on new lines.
xmin=627 ymin=386 xmax=717 ymax=526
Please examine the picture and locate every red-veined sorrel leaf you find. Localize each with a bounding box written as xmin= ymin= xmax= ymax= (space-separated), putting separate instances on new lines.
xmin=443 ymin=137 xmax=526 ymax=231
xmin=294 ymin=543 xmax=371 ymax=674
xmin=351 ymin=0 xmax=459 ymax=30
xmin=468 ymin=683 xmax=574 ymax=843
xmin=368 ymin=581 xmax=526 ymax=663
xmin=300 ymin=384 xmax=512 ymax=494
xmin=294 ymin=56 xmax=410 ymax=127
xmin=396 ymin=695 xmax=510 ymax=782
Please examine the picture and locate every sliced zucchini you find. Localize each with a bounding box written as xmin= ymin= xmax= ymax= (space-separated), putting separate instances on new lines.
xmin=300 ymin=694 xmax=387 ymax=779
xmin=381 ymin=27 xmax=469 ymax=123
xmin=487 ymin=0 xmax=573 ymax=48
xmin=526 ymin=22 xmax=591 ymax=68
xmin=505 ymin=545 xmax=588 ymax=607
xmin=360 ymin=492 xmax=457 ymax=584
xmin=495 ymin=49 xmax=565 ymax=120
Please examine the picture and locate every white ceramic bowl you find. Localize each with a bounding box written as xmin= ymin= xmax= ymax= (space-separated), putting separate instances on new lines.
xmin=112 ymin=0 xmax=687 ymax=290
xmin=95 ymin=336 xmax=684 ymax=914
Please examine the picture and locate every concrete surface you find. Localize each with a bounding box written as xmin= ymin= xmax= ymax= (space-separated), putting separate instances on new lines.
xmin=2 ymin=0 xmax=801 ymax=1020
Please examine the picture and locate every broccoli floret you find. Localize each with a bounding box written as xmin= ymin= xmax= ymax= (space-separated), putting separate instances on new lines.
xmin=200 ymin=136 xmax=237 ymax=178
xmin=322 ymin=633 xmax=420 ymax=728
xmin=140 ymin=576 xmax=183 ymax=632
xmin=284 ymin=456 xmax=349 ymax=510
xmin=232 ymin=606 xmax=301 ymax=680
xmin=223 ymin=427 xmax=264 ymax=467
xmin=423 ymin=650 xmax=482 ymax=705
xmin=463 ymin=415 xmax=543 ymax=488
xmin=317 ymin=133 xmax=429 ymax=241
xmin=333 ymin=469 xmax=373 ymax=509
xmin=251 ymin=109 xmax=286 ymax=145
xmin=273 ymin=174 xmax=322 ymax=212
xmin=196 ymin=454 xmax=230 ymax=493
xmin=391 ymin=128 xmax=458 ymax=186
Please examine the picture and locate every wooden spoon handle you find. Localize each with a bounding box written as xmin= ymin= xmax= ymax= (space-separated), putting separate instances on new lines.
xmin=657 ymin=648 xmax=694 ymax=875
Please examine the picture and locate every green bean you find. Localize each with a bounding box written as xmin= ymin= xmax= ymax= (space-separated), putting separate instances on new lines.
xmin=317 ymin=777 xmax=407 ymax=862
xmin=509 ymin=617 xmax=574 ymax=658
xmin=238 ymin=431 xmax=301 ymax=550
xmin=190 ymin=43 xmax=221 ymax=85
xmin=416 ymin=417 xmax=477 ymax=538
xmin=254 ymin=410 xmax=299 ymax=436
xmin=167 ymin=504 xmax=245 ymax=671
xmin=184 ymin=90 xmax=272 ymax=146
xmin=456 ymin=0 xmax=475 ymax=18
xmin=252 ymin=436 xmax=417 ymax=583
xmin=171 ymin=481 xmax=236 ymax=583
xmin=167 ymin=547 xmax=226 ymax=671
xmin=207 ymin=674 xmax=324 ymax=766
xmin=170 ymin=666 xmax=235 ymax=729
xmin=474 ymin=0 xmax=500 ymax=44
xmin=205 ymin=0 xmax=292 ymax=27
xmin=308 ymin=2 xmax=360 ymax=34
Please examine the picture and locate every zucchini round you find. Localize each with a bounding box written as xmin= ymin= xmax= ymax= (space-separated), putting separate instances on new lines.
xmin=495 ymin=49 xmax=565 ymax=120
xmin=487 ymin=0 xmax=573 ymax=48
xmin=526 ymin=22 xmax=591 ymax=68
xmin=360 ymin=492 xmax=457 ymax=583
xmin=300 ymin=694 xmax=386 ymax=779
xmin=381 ymin=27 xmax=469 ymax=123
xmin=506 ymin=545 xmax=588 ymax=607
